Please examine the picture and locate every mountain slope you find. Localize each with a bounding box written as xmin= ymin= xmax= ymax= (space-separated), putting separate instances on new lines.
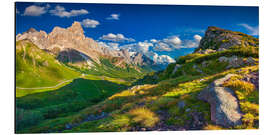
xmin=16 ymin=40 xmax=80 ymax=88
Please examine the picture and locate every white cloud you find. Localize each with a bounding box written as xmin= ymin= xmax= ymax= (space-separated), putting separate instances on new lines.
xmin=108 ymin=42 xmax=120 ymax=50
xmin=193 ymin=34 xmax=202 ymax=43
xmin=137 ymin=41 xmax=153 ymax=53
xmin=153 ymin=36 xmax=182 ymax=51
xmin=81 ymin=19 xmax=100 ymax=28
xmin=150 ymin=39 xmax=157 ymax=43
xmin=50 ymin=5 xmax=88 ymax=18
xmin=106 ymin=14 xmax=120 ymax=20
xmin=154 ymin=42 xmax=173 ymax=51
xmin=23 ymin=5 xmax=49 ymax=16
xmin=180 ymin=34 xmax=202 ymax=48
xmin=163 ymin=36 xmax=182 ymax=46
xmin=152 ymin=53 xmax=175 ymax=64
xmin=153 ymin=34 xmax=202 ymax=51
xmin=98 ymin=41 xmax=109 ymax=48
xmin=98 ymin=42 xmax=120 ymax=50
xmin=100 ymin=33 xmax=135 ymax=42
xmin=238 ymin=23 xmax=258 ymax=36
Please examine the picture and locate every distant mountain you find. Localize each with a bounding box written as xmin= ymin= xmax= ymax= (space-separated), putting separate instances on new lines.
xmin=16 ymin=22 xmax=163 ymax=73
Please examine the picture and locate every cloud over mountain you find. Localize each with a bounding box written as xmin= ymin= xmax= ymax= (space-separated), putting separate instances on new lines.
xmin=100 ymin=33 xmax=135 ymax=42
xmin=81 ymin=19 xmax=100 ymax=28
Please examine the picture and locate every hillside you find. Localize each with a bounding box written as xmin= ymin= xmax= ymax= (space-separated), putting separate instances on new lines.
xmin=15 ymin=26 xmax=259 ymax=133
xmin=16 ymin=40 xmax=80 ymax=88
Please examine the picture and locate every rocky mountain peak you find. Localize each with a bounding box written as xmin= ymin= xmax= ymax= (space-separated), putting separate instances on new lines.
xmin=195 ymin=26 xmax=259 ymax=52
xmin=67 ymin=21 xmax=84 ymax=36
xmin=24 ymin=28 xmax=37 ymax=34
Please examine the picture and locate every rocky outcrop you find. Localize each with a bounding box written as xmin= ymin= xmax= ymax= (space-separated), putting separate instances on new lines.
xmin=242 ymin=71 xmax=259 ymax=90
xmin=195 ymin=26 xmax=259 ymax=52
xmin=218 ymin=56 xmax=257 ymax=69
xmin=198 ymin=74 xmax=243 ymax=127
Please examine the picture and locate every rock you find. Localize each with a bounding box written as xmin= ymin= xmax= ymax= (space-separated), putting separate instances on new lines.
xmin=195 ymin=26 xmax=258 ymax=52
xmin=218 ymin=56 xmax=246 ymax=69
xmin=242 ymin=71 xmax=259 ymax=90
xmin=185 ymin=108 xmax=191 ymax=112
xmin=172 ymin=64 xmax=182 ymax=74
xmin=217 ymin=48 xmax=226 ymax=51
xmin=189 ymin=112 xmax=206 ymax=129
xmin=201 ymin=61 xmax=208 ymax=68
xmin=178 ymin=101 xmax=186 ymax=109
xmin=193 ymin=64 xmax=204 ymax=74
xmin=226 ymin=56 xmax=245 ymax=69
xmin=218 ymin=56 xmax=228 ymax=63
xmin=198 ymin=74 xmax=242 ymax=127
xmin=197 ymin=49 xmax=216 ymax=54
xmin=245 ymin=57 xmax=256 ymax=65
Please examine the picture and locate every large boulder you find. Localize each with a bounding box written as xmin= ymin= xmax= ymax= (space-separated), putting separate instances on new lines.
xmin=198 ymin=74 xmax=242 ymax=127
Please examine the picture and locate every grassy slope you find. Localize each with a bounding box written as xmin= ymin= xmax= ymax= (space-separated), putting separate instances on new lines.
xmin=16 ymin=40 xmax=80 ymax=88
xmin=17 ymin=45 xmax=259 ymax=133
xmin=16 ymin=77 xmax=128 ymax=131
xmin=66 ymin=58 xmax=149 ymax=82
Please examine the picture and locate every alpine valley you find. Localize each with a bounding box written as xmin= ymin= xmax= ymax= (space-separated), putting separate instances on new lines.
xmin=16 ymin=22 xmax=259 ymax=133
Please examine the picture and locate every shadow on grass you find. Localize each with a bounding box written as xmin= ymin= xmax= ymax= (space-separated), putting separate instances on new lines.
xmin=16 ymin=78 xmax=127 ymax=131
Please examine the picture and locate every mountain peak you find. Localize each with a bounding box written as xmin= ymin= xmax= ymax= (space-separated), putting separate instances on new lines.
xmin=68 ymin=21 xmax=84 ymax=35
xmin=24 ymin=28 xmax=37 ymax=34
xmin=195 ymin=26 xmax=259 ymax=52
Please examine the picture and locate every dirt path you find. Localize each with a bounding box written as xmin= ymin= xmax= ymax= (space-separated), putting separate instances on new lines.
xmin=16 ymin=79 xmax=73 ymax=90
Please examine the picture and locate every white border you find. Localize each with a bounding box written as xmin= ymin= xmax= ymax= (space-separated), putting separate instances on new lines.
xmin=1 ymin=0 xmax=269 ymax=135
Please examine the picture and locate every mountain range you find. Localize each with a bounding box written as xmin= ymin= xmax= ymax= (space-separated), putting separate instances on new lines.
xmin=16 ymin=22 xmax=168 ymax=74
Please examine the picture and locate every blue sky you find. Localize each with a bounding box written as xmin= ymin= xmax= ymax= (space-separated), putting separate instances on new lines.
xmin=15 ymin=2 xmax=258 ymax=61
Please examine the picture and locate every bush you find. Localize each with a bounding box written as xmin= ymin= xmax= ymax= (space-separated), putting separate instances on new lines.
xmin=223 ymin=79 xmax=255 ymax=100
xmin=128 ymin=107 xmax=159 ymax=127
xmin=240 ymin=101 xmax=259 ymax=115
xmin=242 ymin=113 xmax=255 ymax=127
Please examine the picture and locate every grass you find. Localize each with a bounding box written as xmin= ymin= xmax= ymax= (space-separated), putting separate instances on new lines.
xmin=66 ymin=58 xmax=148 ymax=82
xmin=16 ymin=40 xmax=80 ymax=88
xmin=128 ymin=107 xmax=159 ymax=127
xmin=16 ymin=79 xmax=74 ymax=97
xmin=16 ymin=65 xmax=258 ymax=133
xmin=16 ymin=78 xmax=127 ymax=132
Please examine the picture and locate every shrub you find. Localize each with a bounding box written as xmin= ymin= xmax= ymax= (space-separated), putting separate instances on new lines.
xmin=128 ymin=107 xmax=159 ymax=127
xmin=242 ymin=113 xmax=255 ymax=127
xmin=223 ymin=79 xmax=255 ymax=100
xmin=240 ymin=101 xmax=259 ymax=115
